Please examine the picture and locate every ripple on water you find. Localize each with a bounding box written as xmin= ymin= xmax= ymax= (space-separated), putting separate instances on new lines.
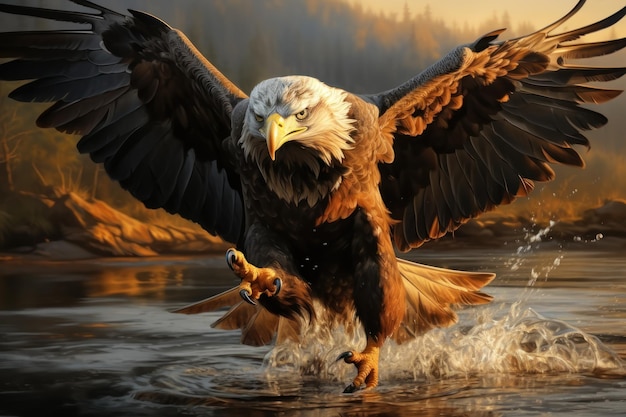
xmin=131 ymin=299 xmax=625 ymax=413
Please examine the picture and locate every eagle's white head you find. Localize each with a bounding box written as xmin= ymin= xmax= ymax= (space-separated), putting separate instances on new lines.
xmin=240 ymin=76 xmax=356 ymax=205
xmin=241 ymin=76 xmax=355 ymax=166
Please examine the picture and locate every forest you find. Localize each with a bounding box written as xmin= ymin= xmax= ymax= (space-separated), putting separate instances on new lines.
xmin=0 ymin=0 xmax=625 ymax=250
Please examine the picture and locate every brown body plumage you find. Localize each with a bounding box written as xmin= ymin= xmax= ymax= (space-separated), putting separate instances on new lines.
xmin=0 ymin=0 xmax=624 ymax=392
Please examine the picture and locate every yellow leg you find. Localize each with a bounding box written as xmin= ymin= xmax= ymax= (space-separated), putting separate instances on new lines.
xmin=226 ymin=248 xmax=281 ymax=305
xmin=337 ymin=338 xmax=381 ymax=393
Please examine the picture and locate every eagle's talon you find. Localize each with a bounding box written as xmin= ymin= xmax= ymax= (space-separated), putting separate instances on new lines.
xmin=227 ymin=249 xmax=283 ymax=304
xmin=273 ymin=277 xmax=282 ymax=296
xmin=338 ymin=343 xmax=380 ymax=393
xmin=239 ymin=289 xmax=257 ymax=305
xmin=226 ymin=248 xmax=237 ymax=271
xmin=342 ymin=383 xmax=360 ymax=394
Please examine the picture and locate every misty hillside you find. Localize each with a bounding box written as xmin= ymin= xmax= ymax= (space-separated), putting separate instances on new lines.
xmin=1 ymin=0 xmax=541 ymax=93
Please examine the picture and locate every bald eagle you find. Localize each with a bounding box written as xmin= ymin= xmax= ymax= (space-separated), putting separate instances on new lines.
xmin=1 ymin=0 xmax=624 ymax=392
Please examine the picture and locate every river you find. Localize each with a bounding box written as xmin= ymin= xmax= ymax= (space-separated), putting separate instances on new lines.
xmin=0 ymin=238 xmax=625 ymax=416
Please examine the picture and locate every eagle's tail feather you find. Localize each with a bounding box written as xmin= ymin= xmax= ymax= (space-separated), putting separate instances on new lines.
xmin=172 ymin=287 xmax=242 ymax=315
xmin=172 ymin=287 xmax=301 ymax=347
xmin=393 ymin=258 xmax=495 ymax=343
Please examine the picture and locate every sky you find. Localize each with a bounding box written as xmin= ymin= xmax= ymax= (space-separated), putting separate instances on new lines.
xmin=357 ymin=0 xmax=626 ymax=39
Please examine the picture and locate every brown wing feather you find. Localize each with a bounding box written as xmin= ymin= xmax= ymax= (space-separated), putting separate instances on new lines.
xmin=372 ymin=1 xmax=626 ymax=251
xmin=393 ymin=258 xmax=494 ymax=343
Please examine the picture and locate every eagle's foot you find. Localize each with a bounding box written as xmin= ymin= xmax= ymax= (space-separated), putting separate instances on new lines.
xmin=226 ymin=248 xmax=282 ymax=305
xmin=337 ymin=341 xmax=380 ymax=393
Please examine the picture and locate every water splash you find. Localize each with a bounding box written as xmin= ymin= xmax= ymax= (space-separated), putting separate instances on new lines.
xmin=506 ymin=220 xmax=560 ymax=277
xmin=264 ymin=301 xmax=624 ymax=385
xmin=500 ymin=219 xmax=567 ymax=290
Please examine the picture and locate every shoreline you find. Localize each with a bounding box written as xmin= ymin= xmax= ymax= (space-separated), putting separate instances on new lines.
xmin=2 ymin=231 xmax=624 ymax=264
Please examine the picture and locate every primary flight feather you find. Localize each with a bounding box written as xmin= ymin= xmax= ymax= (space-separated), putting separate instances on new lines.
xmin=0 ymin=0 xmax=624 ymax=392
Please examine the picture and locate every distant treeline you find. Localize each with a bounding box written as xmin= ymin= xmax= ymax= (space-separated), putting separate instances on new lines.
xmin=4 ymin=0 xmax=535 ymax=93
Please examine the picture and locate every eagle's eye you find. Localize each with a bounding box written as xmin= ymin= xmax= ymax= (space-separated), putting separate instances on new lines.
xmin=295 ymin=108 xmax=309 ymax=120
xmin=254 ymin=113 xmax=264 ymax=123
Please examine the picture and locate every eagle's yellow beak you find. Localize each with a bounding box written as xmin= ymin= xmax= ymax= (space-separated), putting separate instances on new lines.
xmin=262 ymin=113 xmax=307 ymax=161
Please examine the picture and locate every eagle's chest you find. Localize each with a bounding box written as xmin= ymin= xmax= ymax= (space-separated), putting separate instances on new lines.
xmin=239 ymin=151 xmax=347 ymax=225
xmin=241 ymin=164 xmax=327 ymax=234
xmin=240 ymin=156 xmax=356 ymax=254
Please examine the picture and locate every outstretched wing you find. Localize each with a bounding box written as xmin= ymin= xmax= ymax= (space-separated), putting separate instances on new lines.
xmin=369 ymin=0 xmax=626 ymax=251
xmin=0 ymin=1 xmax=247 ymax=245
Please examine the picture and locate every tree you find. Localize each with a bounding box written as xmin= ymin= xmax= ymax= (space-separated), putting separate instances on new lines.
xmin=402 ymin=2 xmax=411 ymax=24
xmin=0 ymin=105 xmax=35 ymax=193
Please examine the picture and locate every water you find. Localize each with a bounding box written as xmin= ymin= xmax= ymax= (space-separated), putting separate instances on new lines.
xmin=0 ymin=241 xmax=625 ymax=416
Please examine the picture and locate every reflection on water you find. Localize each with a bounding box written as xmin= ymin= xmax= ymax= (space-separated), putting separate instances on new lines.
xmin=0 ymin=257 xmax=233 ymax=309
xmin=0 ymin=246 xmax=625 ymax=416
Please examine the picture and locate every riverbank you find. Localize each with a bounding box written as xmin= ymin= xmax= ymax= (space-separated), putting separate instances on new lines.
xmin=0 ymin=191 xmax=229 ymax=261
xmin=2 ymin=191 xmax=626 ymax=261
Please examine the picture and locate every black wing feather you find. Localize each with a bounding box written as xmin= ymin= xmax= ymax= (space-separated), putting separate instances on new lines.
xmin=10 ymin=72 xmax=131 ymax=102
xmin=0 ymin=1 xmax=248 ymax=245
